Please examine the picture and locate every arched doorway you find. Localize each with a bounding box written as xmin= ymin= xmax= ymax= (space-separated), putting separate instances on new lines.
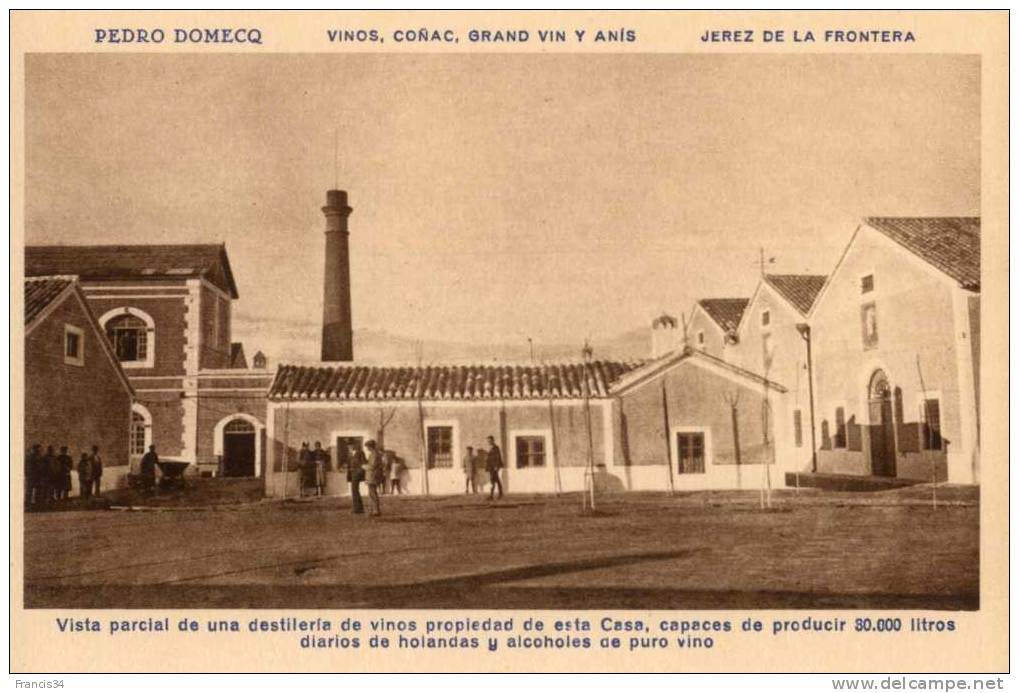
xmin=130 ymin=404 xmax=153 ymax=472
xmin=867 ymin=370 xmax=897 ymax=477
xmin=222 ymin=418 xmax=256 ymax=477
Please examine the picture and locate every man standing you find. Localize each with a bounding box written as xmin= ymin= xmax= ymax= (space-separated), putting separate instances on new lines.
xmin=89 ymin=445 xmax=103 ymax=498
xmin=297 ymin=442 xmax=312 ymax=497
xmin=25 ymin=444 xmax=42 ymax=509
xmin=347 ymin=441 xmax=366 ymax=514
xmin=364 ymin=440 xmax=384 ymax=517
xmin=56 ymin=446 xmax=73 ymax=501
xmin=312 ymin=441 xmax=329 ymax=497
xmin=77 ymin=452 xmax=93 ymax=501
xmin=42 ymin=446 xmax=58 ymax=504
xmin=463 ymin=446 xmax=477 ymax=494
xmin=485 ymin=436 xmax=504 ymax=500
xmin=140 ymin=445 xmax=159 ymax=493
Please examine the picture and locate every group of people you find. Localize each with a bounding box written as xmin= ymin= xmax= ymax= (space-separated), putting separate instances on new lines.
xmin=293 ymin=434 xmax=505 ymax=516
xmin=24 ymin=443 xmax=103 ymax=508
xmin=462 ymin=436 xmax=504 ymax=500
xmin=296 ymin=439 xmax=407 ymax=514
xmin=343 ymin=439 xmax=395 ymax=517
xmin=297 ymin=442 xmax=330 ymax=497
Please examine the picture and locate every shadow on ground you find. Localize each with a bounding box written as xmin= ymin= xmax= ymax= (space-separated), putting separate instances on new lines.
xmin=24 ymin=583 xmax=977 ymax=611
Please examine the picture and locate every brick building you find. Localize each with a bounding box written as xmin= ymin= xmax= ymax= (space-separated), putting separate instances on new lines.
xmin=25 ymin=245 xmax=273 ymax=479
xmin=24 ymin=277 xmax=134 ymax=490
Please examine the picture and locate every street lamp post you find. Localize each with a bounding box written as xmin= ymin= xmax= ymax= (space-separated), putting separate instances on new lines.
xmin=796 ymin=323 xmax=818 ymax=474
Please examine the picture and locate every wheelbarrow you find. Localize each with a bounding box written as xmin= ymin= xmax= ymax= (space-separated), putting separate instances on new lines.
xmin=156 ymin=460 xmax=191 ymax=490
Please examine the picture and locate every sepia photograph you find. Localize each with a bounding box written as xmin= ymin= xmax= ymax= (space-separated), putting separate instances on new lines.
xmin=20 ymin=50 xmax=981 ymax=614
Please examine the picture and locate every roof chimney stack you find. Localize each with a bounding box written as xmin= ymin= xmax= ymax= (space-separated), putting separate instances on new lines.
xmin=321 ymin=189 xmax=354 ymax=362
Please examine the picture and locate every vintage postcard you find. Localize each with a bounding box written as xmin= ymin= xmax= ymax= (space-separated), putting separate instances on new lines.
xmin=8 ymin=10 xmax=1009 ymax=675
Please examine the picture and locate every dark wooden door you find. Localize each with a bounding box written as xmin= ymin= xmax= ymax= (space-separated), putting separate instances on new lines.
xmin=223 ymin=431 xmax=256 ymax=477
xmin=868 ymin=395 xmax=897 ymax=477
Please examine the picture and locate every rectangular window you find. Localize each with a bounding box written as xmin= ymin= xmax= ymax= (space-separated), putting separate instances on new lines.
xmin=793 ymin=409 xmax=803 ymax=448
xmin=861 ymin=274 xmax=874 ymax=294
xmin=676 ymin=432 xmax=706 ymax=474
xmin=63 ymin=325 xmax=84 ymax=366
xmin=761 ymin=309 xmax=770 ymax=327
xmin=861 ymin=302 xmax=878 ymax=350
xmin=515 ymin=436 xmax=546 ymax=468
xmin=335 ymin=436 xmax=364 ymax=471
xmin=921 ymin=399 xmax=942 ymax=451
xmin=834 ymin=407 xmax=847 ymax=449
xmin=426 ymin=426 xmax=454 ymax=469
xmin=697 ymin=331 xmax=705 ymax=346
xmin=762 ymin=333 xmax=773 ymax=367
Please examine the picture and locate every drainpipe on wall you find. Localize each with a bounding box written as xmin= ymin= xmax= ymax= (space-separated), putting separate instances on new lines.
xmin=796 ymin=323 xmax=818 ymax=473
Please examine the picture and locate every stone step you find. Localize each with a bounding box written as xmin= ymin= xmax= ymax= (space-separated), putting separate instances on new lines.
xmin=784 ymin=471 xmax=922 ymax=492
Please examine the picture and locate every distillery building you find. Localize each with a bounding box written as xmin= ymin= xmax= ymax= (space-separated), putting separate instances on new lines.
xmin=25 ymin=244 xmax=273 ymax=481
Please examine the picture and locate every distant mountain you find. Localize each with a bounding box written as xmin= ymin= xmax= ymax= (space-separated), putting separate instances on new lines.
xmin=233 ymin=315 xmax=652 ymax=368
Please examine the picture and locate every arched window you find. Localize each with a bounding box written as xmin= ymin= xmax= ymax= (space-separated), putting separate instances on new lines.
xmin=100 ymin=307 xmax=155 ymax=368
xmin=107 ymin=315 xmax=148 ymax=362
xmin=130 ymin=404 xmax=152 ymax=457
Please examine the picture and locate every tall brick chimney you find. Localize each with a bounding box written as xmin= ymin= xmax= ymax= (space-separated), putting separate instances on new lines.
xmin=321 ymin=189 xmax=354 ymax=361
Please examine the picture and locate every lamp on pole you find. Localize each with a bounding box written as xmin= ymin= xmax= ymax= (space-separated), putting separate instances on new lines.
xmin=796 ymin=323 xmax=818 ymax=474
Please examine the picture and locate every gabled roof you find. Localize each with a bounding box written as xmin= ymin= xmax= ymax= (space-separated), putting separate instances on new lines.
xmin=269 ymin=360 xmax=643 ymax=402
xmin=696 ymin=298 xmax=749 ymax=333
xmin=763 ymin=274 xmax=827 ymax=315
xmin=610 ymin=346 xmax=787 ymax=396
xmin=25 ymin=277 xmax=74 ymax=326
xmin=24 ymin=277 xmax=134 ymax=395
xmin=864 ymin=217 xmax=980 ymax=290
xmin=25 ymin=244 xmax=239 ymax=298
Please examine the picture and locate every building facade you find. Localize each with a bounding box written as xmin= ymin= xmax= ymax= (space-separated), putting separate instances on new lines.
xmin=25 ymin=245 xmax=273 ymax=479
xmin=609 ymin=348 xmax=783 ymax=491
xmin=25 ymin=277 xmax=134 ymax=490
xmin=686 ymin=298 xmax=749 ymax=359
xmin=265 ymin=361 xmax=635 ymax=497
xmin=723 ymin=274 xmax=826 ymax=477
xmin=263 ymin=349 xmax=786 ymax=497
xmin=807 ymin=218 xmax=980 ymax=484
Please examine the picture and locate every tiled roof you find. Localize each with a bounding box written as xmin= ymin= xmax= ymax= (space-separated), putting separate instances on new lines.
xmin=697 ymin=298 xmax=749 ymax=333
xmin=865 ymin=217 xmax=980 ymax=290
xmin=25 ymin=277 xmax=73 ymax=325
xmin=764 ymin=274 xmax=827 ymax=315
xmin=269 ymin=360 xmax=643 ymax=401
xmin=25 ymin=244 xmax=239 ymax=298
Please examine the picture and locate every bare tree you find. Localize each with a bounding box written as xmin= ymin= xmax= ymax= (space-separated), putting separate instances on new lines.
xmin=376 ymin=405 xmax=397 ymax=450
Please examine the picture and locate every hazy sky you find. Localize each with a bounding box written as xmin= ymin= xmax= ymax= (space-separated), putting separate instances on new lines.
xmin=25 ymin=54 xmax=979 ymax=361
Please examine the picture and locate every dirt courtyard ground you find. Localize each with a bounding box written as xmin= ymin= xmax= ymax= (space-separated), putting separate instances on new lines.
xmin=23 ymin=487 xmax=979 ymax=610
